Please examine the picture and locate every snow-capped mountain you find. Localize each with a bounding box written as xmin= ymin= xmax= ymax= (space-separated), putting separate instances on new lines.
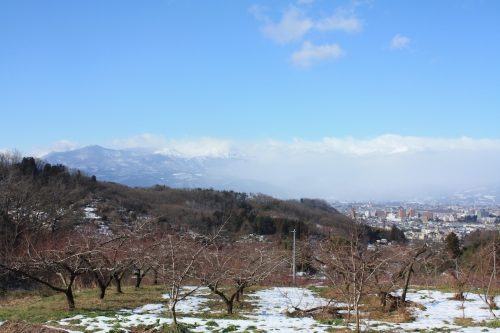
xmin=44 ymin=145 xmax=228 ymax=188
xmin=44 ymin=145 xmax=283 ymax=194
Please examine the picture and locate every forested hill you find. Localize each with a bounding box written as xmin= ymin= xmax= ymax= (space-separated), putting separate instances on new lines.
xmin=0 ymin=154 xmax=355 ymax=245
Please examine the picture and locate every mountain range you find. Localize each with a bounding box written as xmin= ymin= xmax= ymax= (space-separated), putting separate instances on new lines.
xmin=44 ymin=145 xmax=280 ymax=194
xmin=44 ymin=145 xmax=500 ymax=204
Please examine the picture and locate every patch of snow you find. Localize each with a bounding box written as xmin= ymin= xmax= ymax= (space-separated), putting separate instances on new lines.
xmin=249 ymin=287 xmax=329 ymax=315
xmin=367 ymin=290 xmax=500 ymax=332
xmin=161 ymin=286 xmax=212 ymax=313
xmin=52 ymin=287 xmax=500 ymax=333
xmin=133 ymin=303 xmax=164 ymax=314
xmin=83 ymin=206 xmax=100 ymax=220
xmin=245 ymin=287 xmax=332 ymax=332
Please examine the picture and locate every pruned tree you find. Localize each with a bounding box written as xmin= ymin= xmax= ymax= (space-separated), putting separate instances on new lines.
xmin=473 ymin=234 xmax=499 ymax=318
xmin=398 ymin=245 xmax=428 ymax=303
xmin=155 ymin=233 xmax=205 ymax=326
xmin=0 ymin=229 xmax=95 ymax=310
xmin=315 ymin=223 xmax=399 ymax=332
xmin=199 ymin=242 xmax=286 ymax=314
xmin=155 ymin=217 xmax=228 ymax=327
xmin=129 ymin=231 xmax=158 ymax=289
xmin=83 ymin=233 xmax=131 ymax=299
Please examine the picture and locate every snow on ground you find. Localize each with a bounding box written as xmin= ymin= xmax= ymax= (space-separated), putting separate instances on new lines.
xmin=161 ymin=286 xmax=212 ymax=313
xmin=54 ymin=287 xmax=333 ymax=333
xmin=250 ymin=287 xmax=329 ymax=314
xmin=367 ymin=289 xmax=500 ymax=333
xmin=83 ymin=207 xmax=100 ymax=219
xmin=47 ymin=287 xmax=500 ymax=332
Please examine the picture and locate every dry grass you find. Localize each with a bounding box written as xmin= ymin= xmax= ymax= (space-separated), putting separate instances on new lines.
xmin=0 ymin=321 xmax=67 ymax=333
xmin=0 ymin=285 xmax=166 ymax=323
xmin=361 ymin=295 xmax=415 ymax=324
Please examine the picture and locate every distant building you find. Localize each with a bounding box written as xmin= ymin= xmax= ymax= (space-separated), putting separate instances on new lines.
xmin=476 ymin=209 xmax=489 ymax=219
xmin=399 ymin=208 xmax=406 ymax=219
xmin=408 ymin=208 xmax=416 ymax=218
xmin=421 ymin=211 xmax=434 ymax=223
xmin=351 ymin=207 xmax=357 ymax=220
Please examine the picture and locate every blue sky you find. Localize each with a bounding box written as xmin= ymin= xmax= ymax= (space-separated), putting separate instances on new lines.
xmin=1 ymin=0 xmax=499 ymax=154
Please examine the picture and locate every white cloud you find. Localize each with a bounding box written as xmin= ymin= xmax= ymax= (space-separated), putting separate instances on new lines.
xmin=315 ymin=9 xmax=363 ymax=32
xmin=259 ymin=6 xmax=313 ymax=44
xmin=291 ymin=41 xmax=344 ymax=67
xmin=111 ymin=133 xmax=169 ymax=150
xmin=253 ymin=5 xmax=361 ymax=44
xmin=296 ymin=0 xmax=314 ymax=5
xmin=263 ymin=135 xmax=500 ymax=155
xmin=229 ymin=135 xmax=500 ymax=200
xmin=390 ymin=34 xmax=410 ymax=49
xmin=114 ymin=134 xmax=500 ymax=159
xmin=32 ymin=140 xmax=80 ymax=157
xmin=112 ymin=134 xmax=235 ymax=158
xmin=39 ymin=134 xmax=500 ymax=200
xmin=155 ymin=138 xmax=234 ymax=158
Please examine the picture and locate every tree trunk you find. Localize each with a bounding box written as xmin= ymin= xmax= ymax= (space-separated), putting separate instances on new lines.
xmin=379 ymin=291 xmax=387 ymax=308
xmin=226 ymin=299 xmax=234 ymax=315
xmin=94 ymin=273 xmax=110 ymax=300
xmin=65 ymin=288 xmax=75 ymax=310
xmin=170 ymin=303 xmax=178 ymax=326
xmin=354 ymin=291 xmax=361 ymax=333
xmin=99 ymin=285 xmax=107 ymax=299
xmin=355 ymin=306 xmax=360 ymax=333
xmin=401 ymin=265 xmax=414 ymax=303
xmin=236 ymin=287 xmax=244 ymax=302
xmin=114 ymin=274 xmax=123 ymax=293
xmin=135 ymin=275 xmax=143 ymax=289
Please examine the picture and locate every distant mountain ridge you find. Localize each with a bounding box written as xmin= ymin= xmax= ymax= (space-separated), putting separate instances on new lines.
xmin=44 ymin=145 xmax=280 ymax=194
xmin=44 ymin=145 xmax=223 ymax=188
xmin=44 ymin=146 xmax=500 ymax=204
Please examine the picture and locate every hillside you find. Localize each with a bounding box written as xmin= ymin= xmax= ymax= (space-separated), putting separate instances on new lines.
xmin=0 ymin=153 xmax=354 ymax=245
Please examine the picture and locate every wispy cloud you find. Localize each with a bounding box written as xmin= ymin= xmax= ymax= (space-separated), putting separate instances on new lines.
xmin=38 ymin=134 xmax=500 ymax=200
xmin=251 ymin=2 xmax=364 ymax=66
xmin=112 ymin=134 xmax=235 ymax=158
xmin=390 ymin=34 xmax=410 ymax=49
xmin=296 ymin=0 xmax=314 ymax=5
xmin=111 ymin=133 xmax=500 ymax=158
xmin=32 ymin=140 xmax=80 ymax=157
xmin=257 ymin=6 xmax=313 ymax=44
xmin=252 ymin=5 xmax=361 ymax=44
xmin=291 ymin=41 xmax=344 ymax=67
xmin=41 ymin=134 xmax=500 ymax=159
xmin=315 ymin=9 xmax=363 ymax=33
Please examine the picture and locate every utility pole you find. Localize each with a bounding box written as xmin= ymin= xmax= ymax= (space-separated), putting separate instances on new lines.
xmin=292 ymin=229 xmax=296 ymax=285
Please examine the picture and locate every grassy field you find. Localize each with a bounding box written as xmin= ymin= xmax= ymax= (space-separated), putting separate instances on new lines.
xmin=1 ymin=284 xmax=499 ymax=333
xmin=0 ymin=285 xmax=167 ymax=323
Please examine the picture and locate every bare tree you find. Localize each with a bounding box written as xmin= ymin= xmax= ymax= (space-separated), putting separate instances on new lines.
xmin=398 ymin=245 xmax=428 ymax=303
xmin=155 ymin=233 xmax=205 ymax=326
xmin=474 ymin=235 xmax=499 ymax=318
xmin=315 ymin=224 xmax=399 ymax=332
xmin=154 ymin=216 xmax=228 ymax=327
xmin=83 ymin=233 xmax=130 ymax=299
xmin=0 ymin=230 xmax=94 ymax=310
xmin=129 ymin=232 xmax=158 ymax=289
xmin=199 ymin=242 xmax=286 ymax=314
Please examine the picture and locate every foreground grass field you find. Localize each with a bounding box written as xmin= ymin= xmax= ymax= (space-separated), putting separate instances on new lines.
xmin=0 ymin=285 xmax=167 ymax=323
xmin=1 ymin=284 xmax=499 ymax=333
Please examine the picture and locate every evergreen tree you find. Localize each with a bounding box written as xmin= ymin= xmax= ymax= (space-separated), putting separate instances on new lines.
xmin=445 ymin=232 xmax=461 ymax=259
